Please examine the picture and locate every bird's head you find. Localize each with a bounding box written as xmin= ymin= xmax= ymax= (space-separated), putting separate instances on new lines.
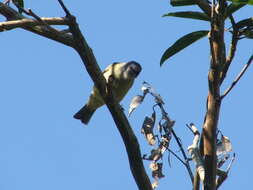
xmin=123 ymin=61 xmax=142 ymax=80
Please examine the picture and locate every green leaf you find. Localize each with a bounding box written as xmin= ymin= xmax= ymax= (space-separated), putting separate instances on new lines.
xmin=236 ymin=18 xmax=253 ymax=28
xmin=163 ymin=11 xmax=210 ymax=21
xmin=170 ymin=0 xmax=196 ymax=6
xmin=242 ymin=30 xmax=253 ymax=39
xmin=230 ymin=0 xmax=253 ymax=5
xmin=160 ymin=30 xmax=209 ymax=66
xmin=226 ymin=3 xmax=246 ymax=17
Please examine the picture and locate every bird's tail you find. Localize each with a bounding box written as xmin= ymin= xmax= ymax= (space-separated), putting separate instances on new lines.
xmin=73 ymin=105 xmax=95 ymax=125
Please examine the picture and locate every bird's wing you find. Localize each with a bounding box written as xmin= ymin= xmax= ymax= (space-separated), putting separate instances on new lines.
xmin=102 ymin=62 xmax=120 ymax=74
xmin=102 ymin=62 xmax=123 ymax=81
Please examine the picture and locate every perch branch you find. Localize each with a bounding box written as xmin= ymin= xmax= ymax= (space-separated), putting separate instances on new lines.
xmin=57 ymin=0 xmax=153 ymax=189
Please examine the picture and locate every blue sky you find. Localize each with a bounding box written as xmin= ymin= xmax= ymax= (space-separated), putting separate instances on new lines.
xmin=0 ymin=0 xmax=252 ymax=190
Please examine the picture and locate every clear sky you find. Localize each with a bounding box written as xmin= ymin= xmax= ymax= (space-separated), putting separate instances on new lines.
xmin=1 ymin=0 xmax=252 ymax=190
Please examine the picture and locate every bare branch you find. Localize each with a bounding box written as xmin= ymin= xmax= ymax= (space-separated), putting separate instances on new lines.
xmin=166 ymin=148 xmax=186 ymax=166
xmin=27 ymin=8 xmax=64 ymax=37
xmin=0 ymin=2 xmax=74 ymax=47
xmin=57 ymin=0 xmax=71 ymax=16
xmin=1 ymin=1 xmax=152 ymax=189
xmin=0 ymin=17 xmax=67 ymax=31
xmin=221 ymin=54 xmax=253 ymax=99
xmin=55 ymin=1 xmax=153 ymax=190
xmin=172 ymin=129 xmax=194 ymax=183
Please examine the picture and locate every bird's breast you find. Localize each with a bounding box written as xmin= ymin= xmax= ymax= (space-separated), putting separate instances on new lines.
xmin=113 ymin=78 xmax=134 ymax=102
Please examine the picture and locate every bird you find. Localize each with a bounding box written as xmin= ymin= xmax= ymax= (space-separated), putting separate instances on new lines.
xmin=74 ymin=61 xmax=142 ymax=125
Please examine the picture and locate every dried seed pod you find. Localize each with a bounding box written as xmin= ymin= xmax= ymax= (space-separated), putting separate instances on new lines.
xmin=128 ymin=95 xmax=144 ymax=116
xmin=217 ymin=135 xmax=232 ymax=156
xmin=141 ymin=112 xmax=156 ymax=145
xmin=149 ymin=162 xmax=165 ymax=189
xmin=150 ymin=162 xmax=165 ymax=179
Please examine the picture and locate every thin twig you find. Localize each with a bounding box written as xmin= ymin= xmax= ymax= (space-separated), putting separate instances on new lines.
xmin=166 ymin=148 xmax=187 ymax=166
xmin=157 ymin=103 xmax=194 ymax=183
xmin=27 ymin=9 xmax=61 ymax=34
xmin=172 ymin=129 xmax=194 ymax=183
xmin=11 ymin=0 xmax=30 ymax=15
xmin=57 ymin=0 xmax=71 ymax=16
xmin=221 ymin=54 xmax=253 ymax=99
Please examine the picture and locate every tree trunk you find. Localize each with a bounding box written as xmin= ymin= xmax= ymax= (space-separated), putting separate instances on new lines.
xmin=203 ymin=1 xmax=226 ymax=189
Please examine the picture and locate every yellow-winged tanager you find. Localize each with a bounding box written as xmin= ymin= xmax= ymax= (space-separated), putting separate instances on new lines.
xmin=74 ymin=61 xmax=142 ymax=125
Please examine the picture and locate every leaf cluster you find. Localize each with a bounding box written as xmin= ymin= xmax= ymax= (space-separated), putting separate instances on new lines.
xmin=160 ymin=0 xmax=252 ymax=65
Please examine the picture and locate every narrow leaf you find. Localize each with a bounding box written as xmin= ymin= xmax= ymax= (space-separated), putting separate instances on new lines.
xmin=236 ymin=17 xmax=253 ymax=28
xmin=160 ymin=30 xmax=209 ymax=65
xmin=225 ymin=3 xmax=246 ymax=18
xmin=163 ymin=11 xmax=210 ymax=21
xmin=170 ymin=0 xmax=196 ymax=6
xmin=243 ymin=30 xmax=253 ymax=39
xmin=230 ymin=0 xmax=253 ymax=5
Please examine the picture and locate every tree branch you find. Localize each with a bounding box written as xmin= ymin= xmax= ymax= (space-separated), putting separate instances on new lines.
xmin=60 ymin=4 xmax=153 ymax=190
xmin=0 ymin=2 xmax=74 ymax=47
xmin=0 ymin=17 xmax=67 ymax=31
xmin=203 ymin=0 xmax=226 ymax=189
xmin=221 ymin=54 xmax=253 ymax=100
xmin=1 ymin=1 xmax=153 ymax=189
